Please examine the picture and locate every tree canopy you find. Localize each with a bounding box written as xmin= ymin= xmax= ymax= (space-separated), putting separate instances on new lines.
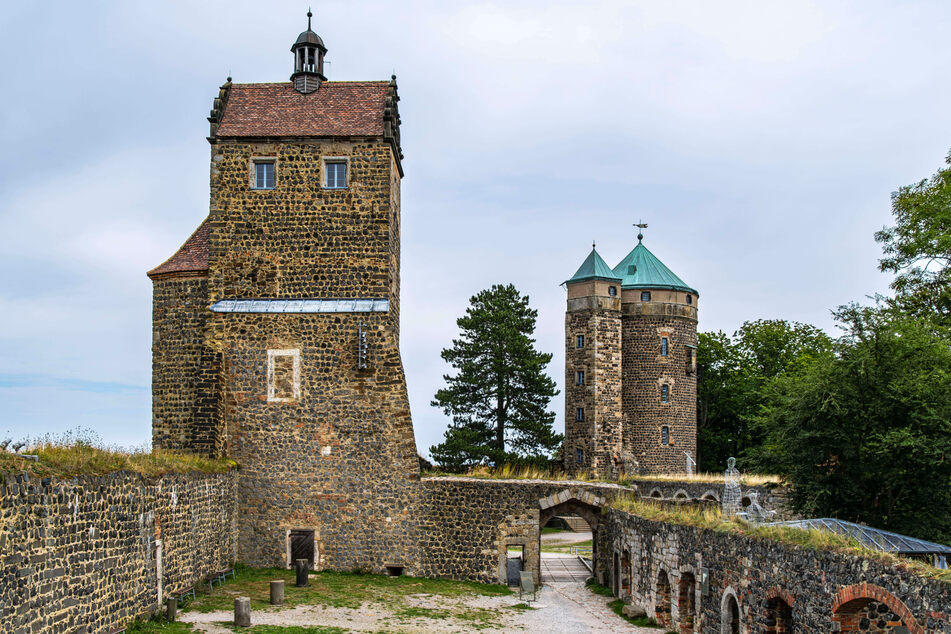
xmin=429 ymin=284 xmax=561 ymax=470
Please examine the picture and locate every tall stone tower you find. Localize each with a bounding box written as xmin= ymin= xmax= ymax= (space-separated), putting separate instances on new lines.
xmin=149 ymin=14 xmax=419 ymax=572
xmin=564 ymin=231 xmax=698 ymax=476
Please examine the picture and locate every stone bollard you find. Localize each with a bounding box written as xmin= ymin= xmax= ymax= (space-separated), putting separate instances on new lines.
xmin=166 ymin=596 xmax=177 ymax=621
xmin=295 ymin=559 xmax=309 ymax=587
xmin=234 ymin=596 xmax=251 ymax=627
xmin=270 ymin=579 xmax=285 ymax=605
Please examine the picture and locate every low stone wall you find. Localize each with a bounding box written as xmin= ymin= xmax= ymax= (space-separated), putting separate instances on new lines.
xmin=596 ymin=507 xmax=951 ymax=633
xmin=417 ymin=477 xmax=627 ymax=583
xmin=0 ymin=470 xmax=237 ymax=634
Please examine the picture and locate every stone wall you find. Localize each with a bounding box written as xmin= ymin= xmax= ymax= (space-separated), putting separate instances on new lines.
xmin=596 ymin=507 xmax=951 ymax=633
xmin=416 ymin=477 xmax=627 ymax=583
xmin=0 ymin=470 xmax=237 ymax=634
xmin=151 ymin=275 xmax=221 ymax=456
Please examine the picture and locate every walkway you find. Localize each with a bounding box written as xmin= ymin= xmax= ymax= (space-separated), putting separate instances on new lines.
xmin=541 ymin=552 xmax=592 ymax=583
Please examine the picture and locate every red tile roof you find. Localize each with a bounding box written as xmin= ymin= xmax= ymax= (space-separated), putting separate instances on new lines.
xmin=214 ymin=81 xmax=391 ymax=138
xmin=147 ymin=217 xmax=210 ymax=280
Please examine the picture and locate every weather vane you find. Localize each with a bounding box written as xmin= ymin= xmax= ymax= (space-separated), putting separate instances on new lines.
xmin=635 ymin=220 xmax=648 ymax=242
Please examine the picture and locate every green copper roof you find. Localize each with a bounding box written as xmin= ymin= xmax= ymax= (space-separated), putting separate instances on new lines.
xmin=566 ymin=247 xmax=622 ymax=284
xmin=612 ymin=240 xmax=698 ymax=295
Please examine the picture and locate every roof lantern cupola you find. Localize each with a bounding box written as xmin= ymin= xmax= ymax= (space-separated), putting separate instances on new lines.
xmin=290 ymin=9 xmax=327 ymax=94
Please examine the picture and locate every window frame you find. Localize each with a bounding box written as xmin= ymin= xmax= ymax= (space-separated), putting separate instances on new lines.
xmin=608 ymin=286 xmax=617 ymax=297
xmin=576 ymin=370 xmax=585 ymax=386
xmin=575 ymin=448 xmax=584 ymax=464
xmin=576 ymin=334 xmax=585 ymax=349
xmin=267 ymin=348 xmax=301 ymax=402
xmin=661 ymin=337 xmax=669 ymax=356
xmin=576 ymin=407 xmax=585 ymax=422
xmin=686 ymin=294 xmax=693 ymax=305
xmin=641 ymin=291 xmax=652 ymax=302
xmin=661 ymin=426 xmax=670 ymax=445
xmin=322 ymin=156 xmax=350 ymax=190
xmin=250 ymin=158 xmax=277 ymax=190
xmin=661 ymin=383 xmax=670 ymax=404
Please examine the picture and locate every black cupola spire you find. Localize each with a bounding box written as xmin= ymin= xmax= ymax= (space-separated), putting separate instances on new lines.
xmin=290 ymin=9 xmax=327 ymax=94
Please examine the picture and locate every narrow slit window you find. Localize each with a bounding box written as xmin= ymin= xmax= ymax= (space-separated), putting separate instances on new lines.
xmin=576 ymin=407 xmax=585 ymax=422
xmin=268 ymin=349 xmax=300 ymax=402
xmin=661 ymin=337 xmax=669 ymax=356
xmin=575 ymin=448 xmax=584 ymax=464
xmin=253 ymin=161 xmax=275 ymax=189
xmin=661 ymin=426 xmax=669 ymax=445
xmin=576 ymin=370 xmax=585 ymax=385
xmin=661 ymin=384 xmax=670 ymax=404
xmin=576 ymin=335 xmax=585 ymax=348
xmin=325 ymin=160 xmax=348 ymax=189
xmin=686 ymin=294 xmax=693 ymax=305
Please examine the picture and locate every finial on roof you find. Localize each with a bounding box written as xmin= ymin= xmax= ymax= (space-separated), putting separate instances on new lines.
xmin=592 ymin=240 xmax=596 ymax=249
xmin=635 ymin=220 xmax=648 ymax=242
xmin=307 ymin=8 xmax=313 ymax=30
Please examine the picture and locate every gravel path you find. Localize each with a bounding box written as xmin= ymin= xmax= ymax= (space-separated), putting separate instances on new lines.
xmin=179 ymin=575 xmax=659 ymax=633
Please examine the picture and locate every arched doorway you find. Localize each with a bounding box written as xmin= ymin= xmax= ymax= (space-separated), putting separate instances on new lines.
xmin=655 ymin=569 xmax=672 ymax=627
xmin=721 ymin=589 xmax=741 ymax=634
xmin=537 ymin=490 xmax=604 ymax=584
xmin=678 ymin=571 xmax=696 ymax=632
xmin=764 ymin=589 xmax=794 ymax=633
xmin=831 ymin=584 xmax=922 ymax=634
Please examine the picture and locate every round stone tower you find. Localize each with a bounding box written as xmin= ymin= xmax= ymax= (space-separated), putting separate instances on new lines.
xmin=613 ymin=231 xmax=698 ymax=475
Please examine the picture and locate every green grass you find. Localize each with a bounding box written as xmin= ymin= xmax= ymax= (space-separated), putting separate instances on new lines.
xmin=126 ymin=616 xmax=195 ymax=633
xmin=541 ymin=539 xmax=592 ymax=553
xmin=584 ymin=577 xmax=613 ymax=597
xmin=185 ymin=565 xmax=511 ymax=615
xmin=585 ymin=579 xmax=667 ymax=630
xmin=0 ymin=429 xmax=234 ymax=477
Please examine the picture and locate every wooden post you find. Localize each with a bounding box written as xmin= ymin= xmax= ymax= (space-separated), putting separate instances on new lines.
xmin=270 ymin=579 xmax=285 ymax=605
xmin=295 ymin=559 xmax=309 ymax=587
xmin=166 ymin=596 xmax=177 ymax=621
xmin=234 ymin=596 xmax=251 ymax=627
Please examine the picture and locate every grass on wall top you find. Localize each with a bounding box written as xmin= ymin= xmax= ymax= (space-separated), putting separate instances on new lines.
xmin=0 ymin=429 xmax=234 ymax=479
xmin=609 ymin=494 xmax=951 ymax=584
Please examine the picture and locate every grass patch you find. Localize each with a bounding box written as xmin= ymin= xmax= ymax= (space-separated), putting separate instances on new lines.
xmin=0 ymin=429 xmax=234 ymax=478
xmin=609 ymin=495 xmax=951 ymax=584
xmin=421 ymin=464 xmax=781 ymax=487
xmin=541 ymin=539 xmax=592 ymax=554
xmin=126 ymin=616 xmax=194 ymax=633
xmin=585 ymin=579 xmax=667 ymax=630
xmin=508 ymin=602 xmax=534 ymax=610
xmin=584 ymin=577 xmax=613 ymax=597
xmin=186 ymin=566 xmax=512 ymax=615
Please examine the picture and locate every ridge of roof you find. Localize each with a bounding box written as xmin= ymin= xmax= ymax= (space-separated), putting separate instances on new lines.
xmin=229 ymin=80 xmax=391 ymax=87
xmin=147 ymin=217 xmax=210 ymax=280
xmin=612 ymin=241 xmax=698 ymax=295
xmin=566 ymin=247 xmax=622 ymax=284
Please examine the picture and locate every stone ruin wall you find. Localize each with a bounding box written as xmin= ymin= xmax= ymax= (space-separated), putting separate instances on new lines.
xmin=596 ymin=506 xmax=951 ymax=633
xmin=0 ymin=470 xmax=237 ymax=634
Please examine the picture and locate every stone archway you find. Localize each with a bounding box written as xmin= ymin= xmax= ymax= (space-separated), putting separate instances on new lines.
xmin=831 ymin=583 xmax=923 ymax=634
xmin=537 ymin=489 xmax=606 ymax=584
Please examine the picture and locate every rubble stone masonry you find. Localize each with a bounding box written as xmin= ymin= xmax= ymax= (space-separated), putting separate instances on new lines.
xmin=0 ymin=470 xmax=237 ymax=634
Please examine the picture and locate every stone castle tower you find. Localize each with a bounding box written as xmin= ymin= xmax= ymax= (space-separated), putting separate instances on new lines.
xmin=563 ymin=231 xmax=698 ymax=477
xmin=148 ymin=13 xmax=419 ymax=571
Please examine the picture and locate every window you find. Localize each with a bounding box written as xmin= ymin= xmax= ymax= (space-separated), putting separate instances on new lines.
xmin=686 ymin=347 xmax=697 ymax=374
xmin=641 ymin=291 xmax=651 ymax=302
xmin=324 ymin=159 xmax=348 ymax=189
xmin=267 ymin=349 xmax=300 ymax=402
xmin=661 ymin=337 xmax=669 ymax=356
xmin=576 ymin=370 xmax=585 ymax=385
xmin=661 ymin=384 xmax=669 ymax=403
xmin=686 ymin=294 xmax=693 ymax=305
xmin=661 ymin=426 xmax=670 ymax=445
xmin=252 ymin=160 xmax=275 ymax=189
xmin=576 ymin=407 xmax=585 ymax=422
xmin=576 ymin=335 xmax=585 ymax=348
xmin=576 ymin=448 xmax=584 ymax=464
xmin=608 ymin=286 xmax=617 ymax=297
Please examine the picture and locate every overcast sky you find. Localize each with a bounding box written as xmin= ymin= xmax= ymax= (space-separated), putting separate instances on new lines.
xmin=2 ymin=1 xmax=950 ymax=455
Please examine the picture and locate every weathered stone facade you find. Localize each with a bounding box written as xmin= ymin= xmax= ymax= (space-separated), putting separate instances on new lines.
xmin=0 ymin=470 xmax=237 ymax=634
xmin=596 ymin=507 xmax=951 ymax=633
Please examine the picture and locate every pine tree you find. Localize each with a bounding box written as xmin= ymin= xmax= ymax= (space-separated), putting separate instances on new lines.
xmin=430 ymin=284 xmax=561 ymax=470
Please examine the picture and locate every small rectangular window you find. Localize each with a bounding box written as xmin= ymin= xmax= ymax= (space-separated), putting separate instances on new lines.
xmin=686 ymin=347 xmax=697 ymax=374
xmin=661 ymin=426 xmax=669 ymax=445
xmin=641 ymin=291 xmax=651 ymax=302
xmin=576 ymin=335 xmax=585 ymax=348
xmin=253 ymin=161 xmax=275 ymax=189
xmin=661 ymin=337 xmax=669 ymax=356
xmin=324 ymin=160 xmax=348 ymax=189
xmin=576 ymin=448 xmax=584 ymax=464
xmin=576 ymin=407 xmax=585 ymax=422
xmin=268 ymin=349 xmax=300 ymax=402
xmin=608 ymin=286 xmax=617 ymax=297
xmin=661 ymin=384 xmax=669 ymax=404
xmin=686 ymin=294 xmax=693 ymax=305
xmin=576 ymin=370 xmax=585 ymax=385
